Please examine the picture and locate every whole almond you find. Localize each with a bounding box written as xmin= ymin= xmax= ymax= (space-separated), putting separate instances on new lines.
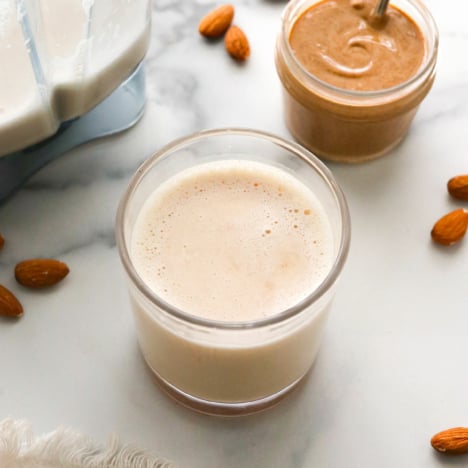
xmin=431 ymin=427 xmax=468 ymax=454
xmin=431 ymin=208 xmax=468 ymax=246
xmin=0 ymin=285 xmax=23 ymax=318
xmin=447 ymin=175 xmax=468 ymax=201
xmin=225 ymin=25 xmax=250 ymax=61
xmin=0 ymin=233 xmax=4 ymax=250
xmin=198 ymin=4 xmax=234 ymax=38
xmin=15 ymin=259 xmax=70 ymax=289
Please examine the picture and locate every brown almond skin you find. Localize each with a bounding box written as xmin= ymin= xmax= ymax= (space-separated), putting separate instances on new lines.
xmin=225 ymin=25 xmax=250 ymax=61
xmin=447 ymin=175 xmax=468 ymax=201
xmin=198 ymin=4 xmax=234 ymax=38
xmin=431 ymin=427 xmax=468 ymax=454
xmin=0 ymin=285 xmax=23 ymax=318
xmin=0 ymin=233 xmax=4 ymax=250
xmin=431 ymin=209 xmax=468 ymax=246
xmin=15 ymin=259 xmax=70 ymax=289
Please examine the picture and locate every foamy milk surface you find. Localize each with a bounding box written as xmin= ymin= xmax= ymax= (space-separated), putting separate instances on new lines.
xmin=132 ymin=160 xmax=334 ymax=322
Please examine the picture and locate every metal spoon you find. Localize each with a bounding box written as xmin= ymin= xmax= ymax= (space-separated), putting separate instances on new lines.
xmin=372 ymin=0 xmax=390 ymax=18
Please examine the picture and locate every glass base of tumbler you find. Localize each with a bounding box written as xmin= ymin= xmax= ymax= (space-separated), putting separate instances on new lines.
xmin=145 ymin=360 xmax=307 ymax=417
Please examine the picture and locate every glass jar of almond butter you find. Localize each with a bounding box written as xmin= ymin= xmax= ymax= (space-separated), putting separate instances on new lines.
xmin=275 ymin=0 xmax=438 ymax=163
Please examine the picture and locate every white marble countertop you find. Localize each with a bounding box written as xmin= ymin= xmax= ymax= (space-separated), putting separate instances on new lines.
xmin=1 ymin=1 xmax=468 ymax=466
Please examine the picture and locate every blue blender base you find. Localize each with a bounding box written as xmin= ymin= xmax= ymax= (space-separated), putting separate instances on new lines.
xmin=0 ymin=63 xmax=146 ymax=203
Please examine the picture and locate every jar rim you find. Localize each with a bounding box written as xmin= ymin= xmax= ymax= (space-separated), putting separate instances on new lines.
xmin=115 ymin=128 xmax=351 ymax=330
xmin=279 ymin=0 xmax=439 ymax=99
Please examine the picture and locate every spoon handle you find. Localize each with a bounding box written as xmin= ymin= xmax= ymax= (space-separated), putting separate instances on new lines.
xmin=373 ymin=0 xmax=390 ymax=17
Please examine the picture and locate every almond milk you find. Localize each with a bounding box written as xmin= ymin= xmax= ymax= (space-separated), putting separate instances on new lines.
xmin=131 ymin=160 xmax=333 ymax=322
xmin=129 ymin=160 xmax=335 ymax=406
xmin=0 ymin=0 xmax=150 ymax=156
xmin=116 ymin=129 xmax=350 ymax=414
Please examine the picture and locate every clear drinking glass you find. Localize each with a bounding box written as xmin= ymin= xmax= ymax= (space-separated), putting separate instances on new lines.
xmin=115 ymin=128 xmax=351 ymax=416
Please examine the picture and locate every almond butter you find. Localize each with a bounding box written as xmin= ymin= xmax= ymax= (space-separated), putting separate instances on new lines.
xmin=199 ymin=4 xmax=234 ymax=38
xmin=0 ymin=285 xmax=23 ymax=318
xmin=15 ymin=259 xmax=70 ymax=289
xmin=431 ymin=208 xmax=468 ymax=246
xmin=225 ymin=25 xmax=250 ymax=61
xmin=447 ymin=175 xmax=468 ymax=201
xmin=431 ymin=427 xmax=468 ymax=454
xmin=0 ymin=233 xmax=4 ymax=250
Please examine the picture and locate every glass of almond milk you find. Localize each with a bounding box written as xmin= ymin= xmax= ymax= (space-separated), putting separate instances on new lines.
xmin=116 ymin=128 xmax=350 ymax=415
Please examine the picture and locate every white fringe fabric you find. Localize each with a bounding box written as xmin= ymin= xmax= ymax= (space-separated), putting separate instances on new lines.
xmin=0 ymin=418 xmax=175 ymax=468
